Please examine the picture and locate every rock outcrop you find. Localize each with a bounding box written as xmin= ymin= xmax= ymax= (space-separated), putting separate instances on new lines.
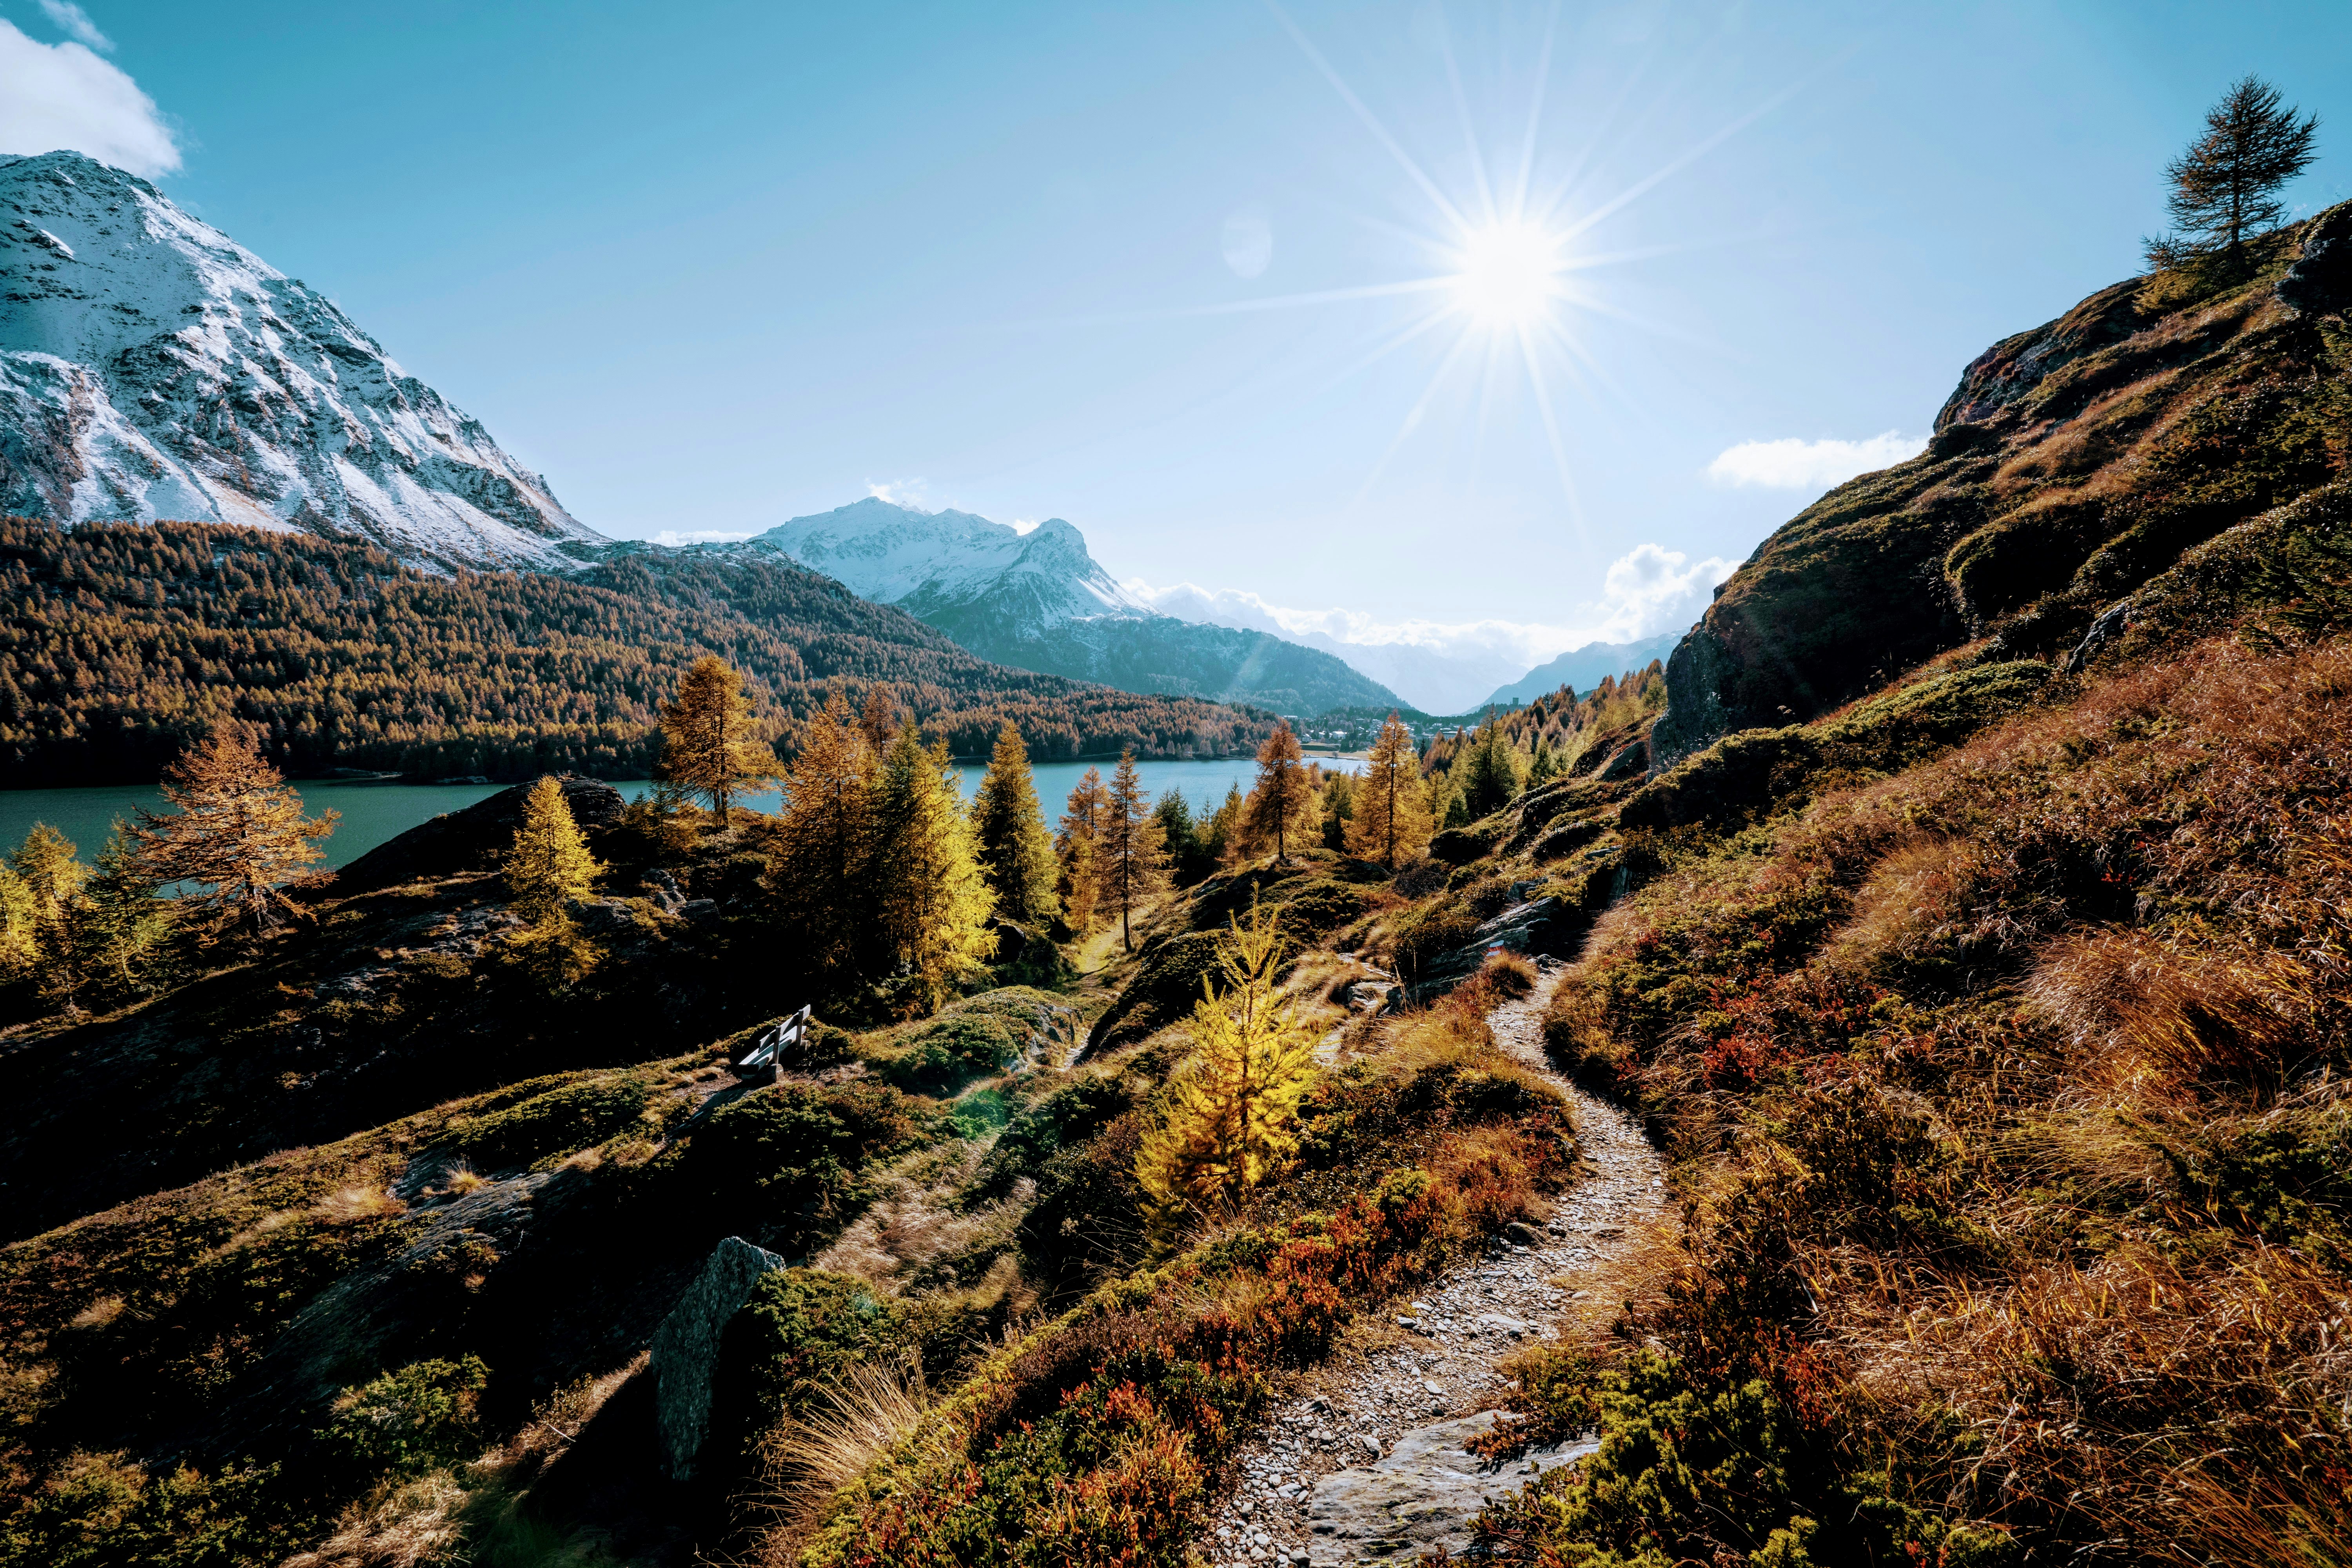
xmin=650 ymin=1236 xmax=787 ymax=1481
xmin=1648 ymin=201 xmax=2352 ymax=772
xmin=334 ymin=776 xmax=626 ymax=893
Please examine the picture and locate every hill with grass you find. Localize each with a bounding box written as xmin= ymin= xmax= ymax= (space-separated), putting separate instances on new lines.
xmin=2 ymin=208 xmax=2348 ymax=1568
xmin=0 ymin=519 xmax=1275 ymax=786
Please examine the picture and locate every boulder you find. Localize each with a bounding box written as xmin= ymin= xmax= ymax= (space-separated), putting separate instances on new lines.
xmin=334 ymin=776 xmax=627 ymax=893
xmin=2279 ymin=204 xmax=2352 ymax=317
xmin=1305 ymin=1412 xmax=1596 ymax=1565
xmin=650 ymin=1236 xmax=787 ymax=1480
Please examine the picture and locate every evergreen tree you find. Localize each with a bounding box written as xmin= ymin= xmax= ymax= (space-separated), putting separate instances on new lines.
xmin=1154 ymin=790 xmax=1211 ymax=886
xmin=657 ymin=654 xmax=776 ymax=827
xmin=2145 ymin=76 xmax=2320 ymax=274
xmin=970 ymin=720 xmax=1062 ymax=927
xmin=1441 ymin=776 xmax=1471 ymax=830
xmin=1458 ymin=717 xmax=1526 ymax=820
xmin=874 ymin=721 xmax=997 ymax=1010
xmin=1320 ymin=769 xmax=1357 ymax=853
xmin=1346 ymin=716 xmax=1434 ymax=868
xmin=1056 ymin=766 xmax=1112 ymax=933
xmin=1528 ymin=733 xmax=1563 ymax=786
xmin=74 ymin=829 xmax=175 ymax=1007
xmin=10 ymin=825 xmax=89 ymax=1012
xmin=0 ymin=862 xmax=36 ymax=978
xmin=1202 ymin=782 xmax=1244 ymax=871
xmin=1241 ymin=722 xmax=1313 ymax=862
xmin=1100 ymin=750 xmax=1168 ymax=952
xmin=128 ymin=728 xmax=338 ymax=939
xmin=503 ymin=777 xmax=606 ymax=922
xmin=1133 ymin=900 xmax=1316 ymax=1248
xmin=773 ymin=691 xmax=880 ymax=983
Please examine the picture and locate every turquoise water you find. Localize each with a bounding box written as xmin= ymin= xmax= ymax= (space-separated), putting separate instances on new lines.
xmin=0 ymin=757 xmax=1359 ymax=871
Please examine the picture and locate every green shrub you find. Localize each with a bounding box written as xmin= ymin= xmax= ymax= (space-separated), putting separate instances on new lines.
xmin=448 ymin=1076 xmax=652 ymax=1170
xmin=878 ymin=1016 xmax=1019 ymax=1096
xmin=316 ymin=1356 xmax=490 ymax=1479
xmin=687 ymin=1083 xmax=945 ymax=1254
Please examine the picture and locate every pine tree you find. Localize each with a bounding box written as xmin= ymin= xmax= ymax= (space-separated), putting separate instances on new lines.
xmin=1458 ymin=718 xmax=1526 ymax=820
xmin=874 ymin=721 xmax=997 ymax=1011
xmin=1241 ymin=722 xmax=1313 ymax=862
xmin=773 ymin=691 xmax=880 ymax=983
xmin=75 ymin=829 xmax=175 ymax=1005
xmin=1100 ymin=750 xmax=1168 ymax=952
xmin=1154 ymin=790 xmax=1207 ymax=885
xmin=657 ymin=654 xmax=776 ymax=827
xmin=969 ymin=720 xmax=1062 ymax=927
xmin=1346 ymin=716 xmax=1434 ymax=868
xmin=128 ymin=728 xmax=338 ymax=939
xmin=1319 ymin=769 xmax=1356 ymax=853
xmin=10 ymin=824 xmax=89 ymax=1011
xmin=503 ymin=776 xmax=606 ymax=922
xmin=1056 ymin=766 xmax=1111 ymax=932
xmin=1133 ymin=900 xmax=1316 ymax=1248
xmin=2145 ymin=76 xmax=2320 ymax=274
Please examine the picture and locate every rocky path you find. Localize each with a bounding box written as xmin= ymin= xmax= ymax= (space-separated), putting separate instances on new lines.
xmin=1196 ymin=963 xmax=1670 ymax=1568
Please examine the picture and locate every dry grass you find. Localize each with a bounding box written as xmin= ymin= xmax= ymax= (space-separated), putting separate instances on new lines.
xmin=311 ymin=1184 xmax=407 ymax=1225
xmin=1482 ymin=951 xmax=1539 ymax=998
xmin=2028 ymin=926 xmax=2319 ymax=1094
xmin=753 ymin=1355 xmax=937 ymax=1553
xmin=437 ymin=1159 xmax=486 ymax=1197
xmin=281 ymin=1471 xmax=470 ymax=1568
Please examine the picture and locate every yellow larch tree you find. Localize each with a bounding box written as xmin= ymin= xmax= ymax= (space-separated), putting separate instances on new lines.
xmin=657 ymin=654 xmax=777 ymax=827
xmin=1346 ymin=715 xmax=1435 ymax=869
xmin=503 ymin=776 xmax=606 ymax=921
xmin=1056 ymin=765 xmax=1111 ymax=932
xmin=1241 ymin=721 xmax=1313 ymax=863
xmin=873 ymin=720 xmax=997 ymax=1011
xmin=127 ymin=727 xmax=337 ymax=940
xmin=1099 ymin=750 xmax=1167 ymax=952
xmin=771 ymin=691 xmax=880 ymax=984
xmin=1133 ymin=900 xmax=1316 ymax=1247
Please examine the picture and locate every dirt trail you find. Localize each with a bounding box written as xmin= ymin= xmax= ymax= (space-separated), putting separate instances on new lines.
xmin=1195 ymin=962 xmax=1671 ymax=1568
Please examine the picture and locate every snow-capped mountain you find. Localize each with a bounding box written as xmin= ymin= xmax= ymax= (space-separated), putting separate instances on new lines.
xmin=757 ymin=500 xmax=1405 ymax=715
xmin=1483 ymin=632 xmax=1681 ymax=707
xmin=0 ymin=151 xmax=602 ymax=568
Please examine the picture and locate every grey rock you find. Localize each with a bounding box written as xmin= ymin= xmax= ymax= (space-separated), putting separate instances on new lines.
xmin=1503 ymin=1221 xmax=1540 ymax=1247
xmin=2279 ymin=204 xmax=2352 ymax=317
xmin=1305 ymin=1412 xmax=1598 ymax=1564
xmin=2065 ymin=597 xmax=2135 ymax=675
xmin=650 ymin=1236 xmax=787 ymax=1480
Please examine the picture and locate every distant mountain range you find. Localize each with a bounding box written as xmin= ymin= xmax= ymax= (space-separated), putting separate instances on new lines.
xmin=1483 ymin=632 xmax=1681 ymax=707
xmin=0 ymin=151 xmax=601 ymax=569
xmin=758 ymin=500 xmax=1405 ymax=715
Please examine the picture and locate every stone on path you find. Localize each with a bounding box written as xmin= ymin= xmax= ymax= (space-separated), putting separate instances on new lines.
xmin=650 ymin=1235 xmax=787 ymax=1480
xmin=1304 ymin=1412 xmax=1597 ymax=1565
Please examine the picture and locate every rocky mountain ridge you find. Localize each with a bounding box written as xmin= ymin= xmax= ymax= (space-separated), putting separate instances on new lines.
xmin=756 ymin=499 xmax=1407 ymax=715
xmin=0 ymin=150 xmax=603 ymax=570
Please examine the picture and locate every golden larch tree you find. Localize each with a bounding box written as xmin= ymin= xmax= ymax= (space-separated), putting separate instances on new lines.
xmin=1133 ymin=900 xmax=1315 ymax=1247
xmin=503 ymin=776 xmax=606 ymax=921
xmin=970 ymin=719 xmax=1062 ymax=927
xmin=1099 ymin=750 xmax=1167 ymax=953
xmin=658 ymin=654 xmax=776 ymax=827
xmin=128 ymin=728 xmax=337 ymax=939
xmin=1241 ymin=721 xmax=1313 ymax=862
xmin=1056 ymin=765 xmax=1111 ymax=932
xmin=1346 ymin=715 xmax=1434 ymax=868
xmin=873 ymin=720 xmax=997 ymax=1011
xmin=771 ymin=691 xmax=880 ymax=982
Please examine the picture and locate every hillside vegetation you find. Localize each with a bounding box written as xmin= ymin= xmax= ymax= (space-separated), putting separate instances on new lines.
xmin=0 ymin=522 xmax=1274 ymax=786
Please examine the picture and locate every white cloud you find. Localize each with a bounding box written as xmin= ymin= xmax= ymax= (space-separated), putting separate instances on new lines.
xmin=0 ymin=20 xmax=177 ymax=176
xmin=866 ymin=479 xmax=935 ymax=511
xmin=648 ymin=529 xmax=751 ymax=546
xmin=1126 ymin=541 xmax=1735 ymax=669
xmin=37 ymin=0 xmax=111 ymax=51
xmin=1706 ymin=431 xmax=1924 ymax=490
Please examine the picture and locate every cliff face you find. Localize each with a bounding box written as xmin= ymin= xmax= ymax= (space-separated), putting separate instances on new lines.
xmin=1651 ymin=202 xmax=2352 ymax=769
xmin=0 ymin=151 xmax=603 ymax=569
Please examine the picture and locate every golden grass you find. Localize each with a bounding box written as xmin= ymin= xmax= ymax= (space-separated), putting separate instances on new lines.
xmin=753 ymin=1355 xmax=936 ymax=1551
xmin=311 ymin=1184 xmax=407 ymax=1225
xmin=282 ymin=1471 xmax=470 ymax=1568
xmin=439 ymin=1160 xmax=487 ymax=1197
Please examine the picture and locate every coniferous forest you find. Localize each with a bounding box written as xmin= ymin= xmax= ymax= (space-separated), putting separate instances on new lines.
xmin=0 ymin=520 xmax=1276 ymax=786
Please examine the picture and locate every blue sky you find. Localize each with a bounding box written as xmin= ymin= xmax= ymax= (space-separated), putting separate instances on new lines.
xmin=6 ymin=0 xmax=2349 ymax=666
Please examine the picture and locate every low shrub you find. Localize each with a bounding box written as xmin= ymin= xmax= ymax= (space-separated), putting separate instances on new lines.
xmin=316 ymin=1356 xmax=491 ymax=1481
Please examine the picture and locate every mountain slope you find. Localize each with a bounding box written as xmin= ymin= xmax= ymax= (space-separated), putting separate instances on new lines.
xmin=0 ymin=151 xmax=602 ymax=569
xmin=759 ymin=499 xmax=1405 ymax=714
xmin=0 ymin=519 xmax=1273 ymax=785
xmin=1483 ymin=632 xmax=1681 ymax=707
xmin=1651 ymin=204 xmax=2352 ymax=768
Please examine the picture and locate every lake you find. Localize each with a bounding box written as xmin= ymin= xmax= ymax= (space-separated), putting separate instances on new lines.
xmin=0 ymin=757 xmax=1361 ymax=871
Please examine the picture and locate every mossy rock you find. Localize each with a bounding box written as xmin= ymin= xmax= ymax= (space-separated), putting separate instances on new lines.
xmin=448 ymin=1075 xmax=653 ymax=1171
xmin=1087 ymin=931 xmax=1230 ymax=1054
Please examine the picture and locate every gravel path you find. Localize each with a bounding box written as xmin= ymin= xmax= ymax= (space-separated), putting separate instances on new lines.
xmin=1196 ymin=962 xmax=1670 ymax=1568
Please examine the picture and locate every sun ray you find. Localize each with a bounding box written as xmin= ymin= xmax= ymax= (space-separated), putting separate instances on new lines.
xmin=1438 ymin=7 xmax=1499 ymax=228
xmin=1265 ymin=0 xmax=1473 ymax=235
xmin=1351 ymin=325 xmax=1481 ymax=510
xmin=1307 ymin=303 xmax=1467 ymax=403
xmin=1509 ymin=0 xmax=1561 ymax=222
xmin=1516 ymin=322 xmax=1583 ymax=529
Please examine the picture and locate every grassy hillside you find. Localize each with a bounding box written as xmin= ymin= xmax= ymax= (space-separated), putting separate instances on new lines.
xmin=0 ymin=521 xmax=1274 ymax=786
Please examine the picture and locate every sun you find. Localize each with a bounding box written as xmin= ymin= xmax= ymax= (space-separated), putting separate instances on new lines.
xmin=1452 ymin=220 xmax=1561 ymax=329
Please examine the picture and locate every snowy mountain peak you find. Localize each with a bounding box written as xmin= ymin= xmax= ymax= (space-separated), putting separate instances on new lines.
xmin=758 ymin=500 xmax=1146 ymax=626
xmin=0 ymin=151 xmax=602 ymax=569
